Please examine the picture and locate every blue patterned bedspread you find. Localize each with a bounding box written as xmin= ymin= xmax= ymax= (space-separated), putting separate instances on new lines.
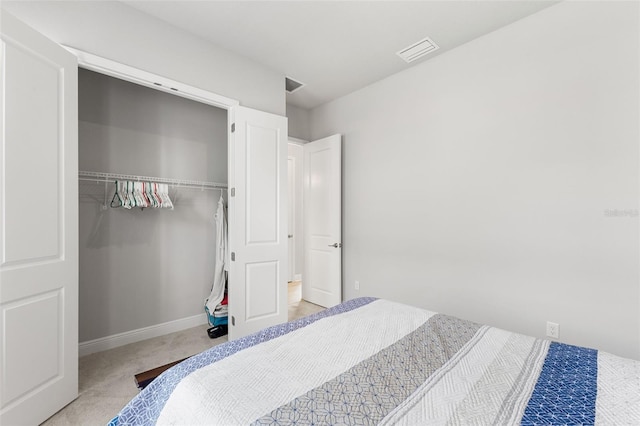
xmin=109 ymin=297 xmax=377 ymax=425
xmin=109 ymin=298 xmax=640 ymax=425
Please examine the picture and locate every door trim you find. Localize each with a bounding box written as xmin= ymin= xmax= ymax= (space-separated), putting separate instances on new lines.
xmin=64 ymin=47 xmax=239 ymax=110
xmin=288 ymin=137 xmax=308 ymax=146
xmin=62 ymin=48 xmax=240 ymax=351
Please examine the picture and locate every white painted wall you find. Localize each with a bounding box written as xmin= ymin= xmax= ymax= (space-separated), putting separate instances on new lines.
xmin=1 ymin=1 xmax=285 ymax=115
xmin=287 ymin=104 xmax=311 ymax=141
xmin=310 ymin=1 xmax=640 ymax=359
xmin=78 ymin=69 xmax=227 ymax=342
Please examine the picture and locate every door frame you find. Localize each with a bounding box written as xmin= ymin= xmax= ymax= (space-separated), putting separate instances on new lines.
xmin=64 ymin=48 xmax=240 ymax=347
xmin=66 ymin=48 xmax=292 ymax=343
xmin=65 ymin=47 xmax=239 ymax=111
xmin=288 ymin=152 xmax=296 ymax=282
xmin=288 ymin=137 xmax=307 ymax=283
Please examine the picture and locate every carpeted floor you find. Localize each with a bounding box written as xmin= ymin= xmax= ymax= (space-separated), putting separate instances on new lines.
xmin=42 ymin=284 xmax=323 ymax=426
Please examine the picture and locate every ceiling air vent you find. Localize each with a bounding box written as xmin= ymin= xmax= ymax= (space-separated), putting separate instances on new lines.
xmin=397 ymin=37 xmax=439 ymax=63
xmin=285 ymin=76 xmax=305 ymax=93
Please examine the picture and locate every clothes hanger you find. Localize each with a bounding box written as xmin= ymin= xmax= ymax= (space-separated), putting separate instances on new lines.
xmin=129 ymin=181 xmax=137 ymax=208
xmin=134 ymin=181 xmax=147 ymax=209
xmin=153 ymin=182 xmax=162 ymax=208
xmin=110 ymin=180 xmax=123 ymax=208
xmin=146 ymin=182 xmax=157 ymax=208
xmin=162 ymin=183 xmax=174 ymax=209
xmin=123 ymin=181 xmax=133 ymax=209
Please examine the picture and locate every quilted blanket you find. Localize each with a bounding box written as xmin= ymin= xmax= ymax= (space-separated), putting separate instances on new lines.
xmin=110 ymin=298 xmax=640 ymax=425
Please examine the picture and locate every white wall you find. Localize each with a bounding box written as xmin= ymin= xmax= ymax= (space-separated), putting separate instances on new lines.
xmin=310 ymin=1 xmax=640 ymax=359
xmin=2 ymin=1 xmax=285 ymax=115
xmin=78 ymin=69 xmax=227 ymax=342
xmin=287 ymin=104 xmax=311 ymax=141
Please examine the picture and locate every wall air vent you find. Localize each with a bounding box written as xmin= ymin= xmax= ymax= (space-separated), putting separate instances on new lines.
xmin=397 ymin=37 xmax=439 ymax=63
xmin=285 ymin=76 xmax=305 ymax=93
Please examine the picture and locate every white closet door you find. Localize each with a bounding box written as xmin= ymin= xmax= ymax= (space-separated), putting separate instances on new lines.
xmin=228 ymin=106 xmax=288 ymax=339
xmin=0 ymin=11 xmax=78 ymax=425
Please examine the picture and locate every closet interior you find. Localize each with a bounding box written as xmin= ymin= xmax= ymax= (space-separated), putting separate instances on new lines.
xmin=78 ymin=69 xmax=228 ymax=348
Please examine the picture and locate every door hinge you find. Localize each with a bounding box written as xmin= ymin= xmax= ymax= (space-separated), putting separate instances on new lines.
xmin=231 ymin=123 xmax=235 ymax=133
xmin=231 ymin=252 xmax=235 ymax=261
xmin=230 ymin=187 xmax=235 ymax=197
xmin=232 ymin=316 xmax=235 ymax=326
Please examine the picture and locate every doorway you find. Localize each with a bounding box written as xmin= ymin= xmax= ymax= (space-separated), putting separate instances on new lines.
xmin=288 ymin=140 xmax=304 ymax=284
xmin=77 ymin=68 xmax=227 ymax=352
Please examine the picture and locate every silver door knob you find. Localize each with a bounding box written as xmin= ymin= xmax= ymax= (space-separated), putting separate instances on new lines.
xmin=328 ymin=243 xmax=342 ymax=248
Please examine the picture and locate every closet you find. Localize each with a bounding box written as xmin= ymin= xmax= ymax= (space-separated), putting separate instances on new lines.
xmin=78 ymin=69 xmax=228 ymax=349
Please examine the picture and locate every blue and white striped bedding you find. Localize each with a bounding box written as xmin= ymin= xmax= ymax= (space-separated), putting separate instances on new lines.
xmin=110 ymin=298 xmax=640 ymax=425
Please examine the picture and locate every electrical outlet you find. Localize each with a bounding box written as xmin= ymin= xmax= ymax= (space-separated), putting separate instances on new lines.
xmin=546 ymin=321 xmax=559 ymax=339
xmin=354 ymin=280 xmax=360 ymax=291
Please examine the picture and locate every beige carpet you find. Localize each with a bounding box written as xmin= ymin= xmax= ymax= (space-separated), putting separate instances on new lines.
xmin=42 ymin=287 xmax=323 ymax=426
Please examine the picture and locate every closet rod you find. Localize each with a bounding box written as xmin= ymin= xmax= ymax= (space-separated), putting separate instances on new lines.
xmin=78 ymin=171 xmax=227 ymax=190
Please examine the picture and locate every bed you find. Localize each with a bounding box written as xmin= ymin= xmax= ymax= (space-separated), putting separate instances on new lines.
xmin=109 ymin=297 xmax=640 ymax=425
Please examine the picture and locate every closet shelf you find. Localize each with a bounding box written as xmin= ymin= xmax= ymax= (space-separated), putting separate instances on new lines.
xmin=78 ymin=171 xmax=227 ymax=191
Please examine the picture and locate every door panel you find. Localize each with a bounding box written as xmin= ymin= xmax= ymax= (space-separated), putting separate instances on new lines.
xmin=247 ymin=126 xmax=278 ymax=243
xmin=302 ymin=134 xmax=342 ymax=307
xmin=246 ymin=261 xmax=279 ymax=319
xmin=0 ymin=12 xmax=78 ymax=425
xmin=3 ymin=41 xmax=61 ymax=265
xmin=228 ymin=106 xmax=287 ymax=339
xmin=3 ymin=290 xmax=62 ymax=403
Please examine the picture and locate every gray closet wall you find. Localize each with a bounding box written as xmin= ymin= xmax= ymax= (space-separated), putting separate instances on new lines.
xmin=78 ymin=69 xmax=227 ymax=342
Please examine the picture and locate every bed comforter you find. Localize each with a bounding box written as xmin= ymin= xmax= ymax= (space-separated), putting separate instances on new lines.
xmin=110 ymin=298 xmax=640 ymax=425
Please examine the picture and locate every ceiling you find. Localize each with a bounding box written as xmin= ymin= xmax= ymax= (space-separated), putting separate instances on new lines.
xmin=122 ymin=1 xmax=559 ymax=110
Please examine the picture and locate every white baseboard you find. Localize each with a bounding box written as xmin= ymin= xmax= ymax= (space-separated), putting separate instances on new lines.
xmin=78 ymin=313 xmax=209 ymax=357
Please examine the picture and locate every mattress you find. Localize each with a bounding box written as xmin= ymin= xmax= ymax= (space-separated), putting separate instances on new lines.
xmin=109 ymin=297 xmax=640 ymax=425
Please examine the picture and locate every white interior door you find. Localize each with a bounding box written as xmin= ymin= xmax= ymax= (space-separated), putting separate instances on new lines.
xmin=228 ymin=106 xmax=288 ymax=339
xmin=0 ymin=11 xmax=78 ymax=425
xmin=302 ymin=134 xmax=342 ymax=307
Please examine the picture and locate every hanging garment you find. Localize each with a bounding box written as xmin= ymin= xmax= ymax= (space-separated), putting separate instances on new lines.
xmin=205 ymin=194 xmax=228 ymax=320
xmin=223 ymin=199 xmax=229 ymax=273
